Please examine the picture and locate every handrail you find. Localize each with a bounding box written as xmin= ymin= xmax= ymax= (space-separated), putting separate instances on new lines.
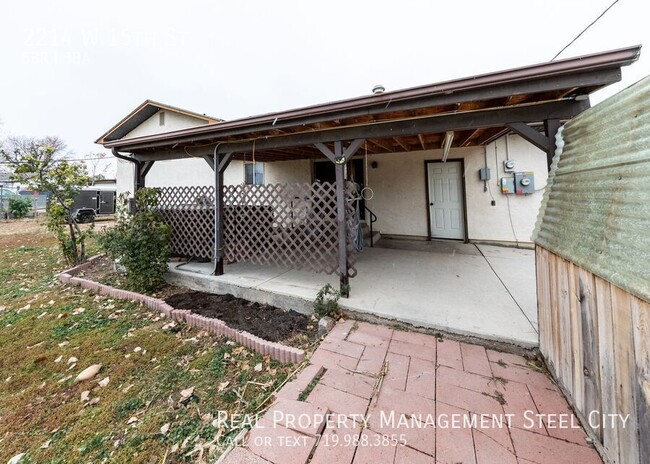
xmin=364 ymin=205 xmax=378 ymax=247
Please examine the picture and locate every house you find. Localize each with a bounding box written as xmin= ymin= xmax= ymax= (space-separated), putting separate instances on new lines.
xmin=103 ymin=103 xmax=549 ymax=249
xmin=96 ymin=46 xmax=640 ymax=346
xmin=96 ymin=100 xmax=222 ymax=199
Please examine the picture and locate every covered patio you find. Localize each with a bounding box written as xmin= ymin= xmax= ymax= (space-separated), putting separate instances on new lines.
xmin=166 ymin=240 xmax=538 ymax=347
xmin=100 ymin=47 xmax=639 ymax=347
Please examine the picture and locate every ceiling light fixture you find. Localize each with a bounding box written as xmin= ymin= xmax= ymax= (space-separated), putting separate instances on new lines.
xmin=442 ymin=131 xmax=454 ymax=162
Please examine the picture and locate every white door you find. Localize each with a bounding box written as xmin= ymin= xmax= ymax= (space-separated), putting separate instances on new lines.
xmin=427 ymin=161 xmax=465 ymax=240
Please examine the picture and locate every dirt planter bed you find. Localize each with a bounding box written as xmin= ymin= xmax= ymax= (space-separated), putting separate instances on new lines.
xmin=59 ymin=255 xmax=305 ymax=363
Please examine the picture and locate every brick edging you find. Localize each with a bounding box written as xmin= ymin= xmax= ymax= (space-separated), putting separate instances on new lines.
xmin=58 ymin=255 xmax=305 ymax=363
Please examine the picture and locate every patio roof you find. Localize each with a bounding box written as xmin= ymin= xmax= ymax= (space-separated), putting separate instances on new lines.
xmin=101 ymin=46 xmax=640 ymax=163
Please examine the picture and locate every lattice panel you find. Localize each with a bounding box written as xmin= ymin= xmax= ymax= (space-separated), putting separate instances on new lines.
xmin=223 ymin=182 xmax=357 ymax=276
xmin=157 ymin=186 xmax=215 ymax=259
xmin=156 ymin=183 xmax=357 ymax=276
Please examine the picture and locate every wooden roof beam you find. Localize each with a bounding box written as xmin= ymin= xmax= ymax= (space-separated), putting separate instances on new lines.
xmin=132 ymin=99 xmax=589 ymax=161
xmin=115 ymin=65 xmax=619 ymax=153
xmin=459 ymin=129 xmax=481 ymax=147
xmin=417 ymin=134 xmax=427 ymax=151
xmin=368 ymin=139 xmax=393 ymax=152
xmin=393 ymin=138 xmax=410 ymax=152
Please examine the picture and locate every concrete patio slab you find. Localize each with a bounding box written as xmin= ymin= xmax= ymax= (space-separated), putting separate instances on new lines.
xmin=221 ymin=321 xmax=602 ymax=464
xmin=166 ymin=241 xmax=539 ymax=347
xmin=476 ymin=244 xmax=538 ymax=325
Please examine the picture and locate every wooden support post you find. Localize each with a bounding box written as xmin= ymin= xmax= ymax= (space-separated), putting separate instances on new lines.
xmin=213 ymin=152 xmax=233 ymax=276
xmin=544 ymin=119 xmax=560 ymax=171
xmin=132 ymin=160 xmax=155 ymax=213
xmin=214 ymin=156 xmax=224 ymax=275
xmin=334 ymin=142 xmax=350 ymax=297
xmin=203 ymin=155 xmax=215 ymax=170
xmin=134 ymin=162 xmax=143 ymax=193
xmin=314 ymin=139 xmax=364 ymax=297
xmin=506 ymin=122 xmax=550 ymax=152
xmin=134 ymin=160 xmax=155 ymax=192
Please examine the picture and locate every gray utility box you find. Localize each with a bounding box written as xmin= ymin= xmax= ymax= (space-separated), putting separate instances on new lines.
xmin=514 ymin=172 xmax=535 ymax=195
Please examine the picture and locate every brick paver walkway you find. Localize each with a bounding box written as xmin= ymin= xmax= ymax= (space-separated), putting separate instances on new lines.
xmin=222 ymin=320 xmax=602 ymax=464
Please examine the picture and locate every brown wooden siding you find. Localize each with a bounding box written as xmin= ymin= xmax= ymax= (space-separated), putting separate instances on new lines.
xmin=536 ymin=245 xmax=650 ymax=464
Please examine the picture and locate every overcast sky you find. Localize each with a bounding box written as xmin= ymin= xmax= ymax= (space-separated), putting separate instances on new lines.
xmin=1 ymin=0 xmax=648 ymax=176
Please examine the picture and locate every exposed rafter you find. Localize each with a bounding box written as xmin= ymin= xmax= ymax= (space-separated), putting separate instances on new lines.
xmin=368 ymin=139 xmax=393 ymax=152
xmin=132 ymin=99 xmax=589 ymax=162
xmin=459 ymin=129 xmax=481 ymax=147
xmin=393 ymin=138 xmax=410 ymax=152
xmin=417 ymin=134 xmax=427 ymax=151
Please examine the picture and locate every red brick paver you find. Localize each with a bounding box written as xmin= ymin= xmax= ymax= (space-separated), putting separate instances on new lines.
xmin=223 ymin=321 xmax=603 ymax=464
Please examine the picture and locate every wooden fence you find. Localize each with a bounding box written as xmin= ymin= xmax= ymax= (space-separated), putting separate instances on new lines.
xmin=536 ymin=246 xmax=650 ymax=463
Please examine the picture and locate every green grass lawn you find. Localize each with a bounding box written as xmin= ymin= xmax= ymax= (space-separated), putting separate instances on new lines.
xmin=0 ymin=221 xmax=299 ymax=463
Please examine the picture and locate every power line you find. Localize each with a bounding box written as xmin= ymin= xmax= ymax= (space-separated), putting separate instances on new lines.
xmin=0 ymin=157 xmax=111 ymax=165
xmin=551 ymin=0 xmax=622 ymax=61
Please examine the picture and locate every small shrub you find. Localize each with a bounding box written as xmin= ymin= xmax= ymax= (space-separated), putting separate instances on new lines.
xmin=8 ymin=196 xmax=31 ymax=219
xmin=314 ymin=283 xmax=342 ymax=319
xmin=99 ymin=189 xmax=171 ymax=293
xmin=47 ymin=199 xmax=94 ymax=265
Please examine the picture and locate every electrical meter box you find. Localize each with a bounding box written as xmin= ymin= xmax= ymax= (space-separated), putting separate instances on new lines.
xmin=503 ymin=159 xmax=516 ymax=173
xmin=500 ymin=177 xmax=515 ymax=194
xmin=479 ymin=167 xmax=491 ymax=181
xmin=514 ymin=172 xmax=535 ymax=195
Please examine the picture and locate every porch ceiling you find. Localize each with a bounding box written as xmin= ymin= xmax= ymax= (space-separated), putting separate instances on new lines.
xmin=102 ymin=46 xmax=641 ymax=162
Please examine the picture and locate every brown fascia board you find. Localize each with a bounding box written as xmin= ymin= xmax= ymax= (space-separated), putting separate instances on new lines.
xmin=95 ymin=99 xmax=222 ymax=144
xmin=103 ymin=45 xmax=641 ymax=151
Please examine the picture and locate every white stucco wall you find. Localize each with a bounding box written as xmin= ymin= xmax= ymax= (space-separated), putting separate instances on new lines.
xmin=115 ymin=110 xmax=215 ymax=197
xmin=363 ymin=134 xmax=548 ymax=243
xmin=265 ymin=159 xmax=311 ymax=184
xmin=118 ymin=158 xmax=313 ymax=197
xmin=117 ymin=159 xmax=244 ymax=196
xmin=115 ymin=158 xmax=135 ymax=197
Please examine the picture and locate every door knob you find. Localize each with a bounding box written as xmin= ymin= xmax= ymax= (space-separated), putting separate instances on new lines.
xmin=429 ymin=202 xmax=434 ymax=206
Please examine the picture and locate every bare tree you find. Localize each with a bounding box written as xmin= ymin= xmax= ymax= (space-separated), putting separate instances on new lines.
xmin=1 ymin=136 xmax=91 ymax=264
xmin=84 ymin=152 xmax=111 ymax=185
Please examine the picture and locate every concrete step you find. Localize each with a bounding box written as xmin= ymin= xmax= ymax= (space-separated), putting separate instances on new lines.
xmin=363 ymin=230 xmax=381 ymax=247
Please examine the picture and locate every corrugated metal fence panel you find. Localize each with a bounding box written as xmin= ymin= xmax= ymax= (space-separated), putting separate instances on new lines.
xmin=534 ymin=76 xmax=650 ymax=303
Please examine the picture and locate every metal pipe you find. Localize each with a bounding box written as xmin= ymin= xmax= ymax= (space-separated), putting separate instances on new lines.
xmin=111 ymin=147 xmax=136 ymax=164
xmin=111 ymin=148 xmax=141 ymax=195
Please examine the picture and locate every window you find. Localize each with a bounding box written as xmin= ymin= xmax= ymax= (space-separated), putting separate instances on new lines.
xmin=159 ymin=111 xmax=165 ymax=126
xmin=244 ymin=162 xmax=264 ymax=185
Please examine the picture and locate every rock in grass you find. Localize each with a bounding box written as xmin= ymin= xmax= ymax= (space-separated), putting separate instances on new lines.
xmin=74 ymin=364 xmax=102 ymax=383
xmin=7 ymin=453 xmax=26 ymax=464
